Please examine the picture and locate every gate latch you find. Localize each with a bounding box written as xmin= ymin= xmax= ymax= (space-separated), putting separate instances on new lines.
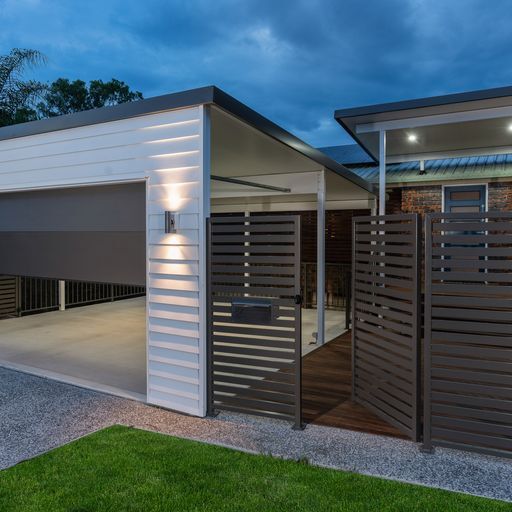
xmin=294 ymin=294 xmax=303 ymax=305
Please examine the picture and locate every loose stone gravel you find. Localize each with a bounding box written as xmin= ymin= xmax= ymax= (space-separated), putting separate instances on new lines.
xmin=1 ymin=367 xmax=511 ymax=502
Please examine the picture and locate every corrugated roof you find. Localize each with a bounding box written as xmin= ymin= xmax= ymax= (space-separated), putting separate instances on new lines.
xmin=318 ymin=144 xmax=374 ymax=165
xmin=318 ymin=144 xmax=512 ymax=184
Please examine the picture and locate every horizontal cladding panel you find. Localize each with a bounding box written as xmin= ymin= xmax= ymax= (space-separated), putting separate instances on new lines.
xmin=0 ymin=140 xmax=200 ymax=177
xmin=213 ymin=395 xmax=295 ymax=416
xmin=0 ymin=109 xmax=200 ymax=152
xmin=354 ymin=243 xmax=415 ymax=255
xmin=432 ymin=319 xmax=512 ymax=335
xmin=431 ymin=367 xmax=512 ymax=386
xmin=0 ymin=124 xmax=200 ymax=164
xmin=213 ymin=385 xmax=295 ymax=405
xmin=211 ymin=223 xmax=295 ymax=234
xmin=149 ymin=213 xmax=199 ymax=231
xmin=430 ymin=428 xmax=512 ymax=452
xmin=210 ymin=215 xmax=297 ymax=224
xmin=355 ymin=223 xmax=417 ymax=233
xmin=355 ymin=290 xmax=413 ymax=313
xmin=355 ymin=302 xmax=412 ymax=324
xmin=355 ymin=233 xmax=415 ymax=243
xmin=431 ymin=259 xmax=512 ymax=271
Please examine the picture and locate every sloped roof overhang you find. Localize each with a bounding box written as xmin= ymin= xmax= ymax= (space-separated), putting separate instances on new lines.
xmin=335 ymin=85 xmax=512 ymax=164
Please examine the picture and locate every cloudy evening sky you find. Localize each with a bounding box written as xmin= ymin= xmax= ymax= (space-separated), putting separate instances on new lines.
xmin=1 ymin=0 xmax=511 ymax=147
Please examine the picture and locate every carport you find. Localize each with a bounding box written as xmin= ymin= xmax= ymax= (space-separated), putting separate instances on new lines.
xmin=0 ymin=86 xmax=373 ymax=419
xmin=0 ymin=182 xmax=147 ymax=399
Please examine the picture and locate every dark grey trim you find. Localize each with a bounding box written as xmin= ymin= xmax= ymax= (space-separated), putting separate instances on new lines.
xmin=211 ymin=174 xmax=291 ymax=193
xmin=334 ymin=85 xmax=512 ymax=119
xmin=0 ymin=85 xmax=373 ymax=195
xmin=334 ymin=117 xmax=377 ymax=164
xmin=0 ymin=86 xmax=215 ymax=141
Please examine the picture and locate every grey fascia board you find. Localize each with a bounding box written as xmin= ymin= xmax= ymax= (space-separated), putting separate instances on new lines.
xmin=0 ymin=84 xmax=373 ymax=195
xmin=0 ymin=86 xmax=216 ymax=142
xmin=334 ymin=85 xmax=512 ymax=120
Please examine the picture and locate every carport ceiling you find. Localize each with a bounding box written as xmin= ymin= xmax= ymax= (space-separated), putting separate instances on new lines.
xmin=210 ymin=106 xmax=373 ymax=201
xmin=211 ymin=106 xmax=320 ymax=177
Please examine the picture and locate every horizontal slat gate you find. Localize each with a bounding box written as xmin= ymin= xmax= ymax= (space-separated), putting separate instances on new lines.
xmin=0 ymin=275 xmax=18 ymax=318
xmin=424 ymin=211 xmax=512 ymax=457
xmin=352 ymin=214 xmax=421 ymax=440
xmin=208 ymin=215 xmax=301 ymax=427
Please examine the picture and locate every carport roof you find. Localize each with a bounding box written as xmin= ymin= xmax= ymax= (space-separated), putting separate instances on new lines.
xmin=335 ymin=85 xmax=512 ymax=164
xmin=0 ymin=85 xmax=373 ymax=194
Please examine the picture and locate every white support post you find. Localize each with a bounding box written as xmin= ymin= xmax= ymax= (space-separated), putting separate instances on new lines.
xmin=58 ymin=280 xmax=66 ymax=311
xmin=317 ymin=169 xmax=326 ymax=345
xmin=379 ymin=130 xmax=387 ymax=215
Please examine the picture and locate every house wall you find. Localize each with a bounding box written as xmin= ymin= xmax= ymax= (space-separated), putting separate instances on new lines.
xmin=387 ymin=181 xmax=512 ymax=215
xmin=0 ymin=106 xmax=208 ymax=417
xmin=386 ymin=185 xmax=442 ymax=215
xmin=488 ymin=182 xmax=512 ymax=211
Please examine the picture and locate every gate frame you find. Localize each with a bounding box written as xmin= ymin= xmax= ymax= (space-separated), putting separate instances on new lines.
xmin=206 ymin=215 xmax=303 ymax=429
xmin=351 ymin=212 xmax=422 ymax=442
xmin=423 ymin=211 xmax=512 ymax=458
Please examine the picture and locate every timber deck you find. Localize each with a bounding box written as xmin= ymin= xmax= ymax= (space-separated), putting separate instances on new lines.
xmin=302 ymin=331 xmax=405 ymax=438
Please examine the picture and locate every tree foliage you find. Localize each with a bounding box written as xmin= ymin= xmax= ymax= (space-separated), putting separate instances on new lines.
xmin=0 ymin=48 xmax=46 ymax=126
xmin=38 ymin=78 xmax=143 ymax=117
xmin=0 ymin=48 xmax=144 ymax=126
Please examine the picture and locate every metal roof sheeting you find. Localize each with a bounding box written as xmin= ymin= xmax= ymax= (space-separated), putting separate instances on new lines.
xmin=319 ymin=144 xmax=512 ymax=184
xmin=318 ymin=144 xmax=374 ymax=165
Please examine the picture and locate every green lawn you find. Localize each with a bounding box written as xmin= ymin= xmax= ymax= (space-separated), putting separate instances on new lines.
xmin=0 ymin=426 xmax=507 ymax=512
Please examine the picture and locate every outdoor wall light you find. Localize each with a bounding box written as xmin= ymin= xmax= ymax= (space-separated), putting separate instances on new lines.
xmin=165 ymin=211 xmax=177 ymax=233
xmin=407 ymin=133 xmax=418 ymax=143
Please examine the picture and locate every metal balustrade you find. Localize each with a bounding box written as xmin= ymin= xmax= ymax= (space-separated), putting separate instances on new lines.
xmin=18 ymin=277 xmax=145 ymax=316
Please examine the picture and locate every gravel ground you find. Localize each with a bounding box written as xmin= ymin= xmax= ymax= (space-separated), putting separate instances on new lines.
xmin=1 ymin=367 xmax=511 ymax=502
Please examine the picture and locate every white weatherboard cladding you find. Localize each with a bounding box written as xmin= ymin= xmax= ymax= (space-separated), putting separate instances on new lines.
xmin=0 ymin=106 xmax=207 ymax=416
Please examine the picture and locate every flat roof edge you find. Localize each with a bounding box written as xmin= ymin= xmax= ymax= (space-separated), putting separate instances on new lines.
xmin=334 ymin=85 xmax=512 ymax=119
xmin=0 ymin=86 xmax=216 ymax=141
xmin=212 ymin=87 xmax=374 ymax=194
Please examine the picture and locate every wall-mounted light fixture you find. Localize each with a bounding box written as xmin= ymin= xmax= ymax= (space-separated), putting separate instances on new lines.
xmin=165 ymin=211 xmax=177 ymax=233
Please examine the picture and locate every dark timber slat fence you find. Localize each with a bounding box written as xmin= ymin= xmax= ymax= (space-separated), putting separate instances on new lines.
xmin=208 ymin=215 xmax=302 ymax=428
xmin=0 ymin=275 xmax=18 ymax=318
xmin=424 ymin=211 xmax=512 ymax=458
xmin=352 ymin=213 xmax=421 ymax=441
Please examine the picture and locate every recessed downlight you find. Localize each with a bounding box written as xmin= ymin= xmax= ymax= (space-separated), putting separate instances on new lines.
xmin=407 ymin=134 xmax=418 ymax=143
xmin=507 ymin=123 xmax=512 ymax=132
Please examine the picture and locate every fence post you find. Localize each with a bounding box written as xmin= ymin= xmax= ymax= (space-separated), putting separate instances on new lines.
xmin=58 ymin=280 xmax=66 ymax=311
xmin=421 ymin=213 xmax=434 ymax=453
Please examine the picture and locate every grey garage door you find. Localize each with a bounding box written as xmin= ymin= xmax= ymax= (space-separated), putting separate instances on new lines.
xmin=0 ymin=182 xmax=145 ymax=286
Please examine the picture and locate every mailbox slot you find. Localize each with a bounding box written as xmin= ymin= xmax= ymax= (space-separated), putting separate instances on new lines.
xmin=231 ymin=298 xmax=275 ymax=324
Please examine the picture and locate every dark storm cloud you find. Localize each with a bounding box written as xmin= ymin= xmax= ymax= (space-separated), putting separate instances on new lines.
xmin=1 ymin=0 xmax=512 ymax=145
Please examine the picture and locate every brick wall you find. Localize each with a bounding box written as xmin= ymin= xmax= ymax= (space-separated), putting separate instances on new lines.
xmin=386 ymin=185 xmax=442 ymax=215
xmin=488 ymin=182 xmax=512 ymax=212
xmin=386 ymin=182 xmax=512 ymax=215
